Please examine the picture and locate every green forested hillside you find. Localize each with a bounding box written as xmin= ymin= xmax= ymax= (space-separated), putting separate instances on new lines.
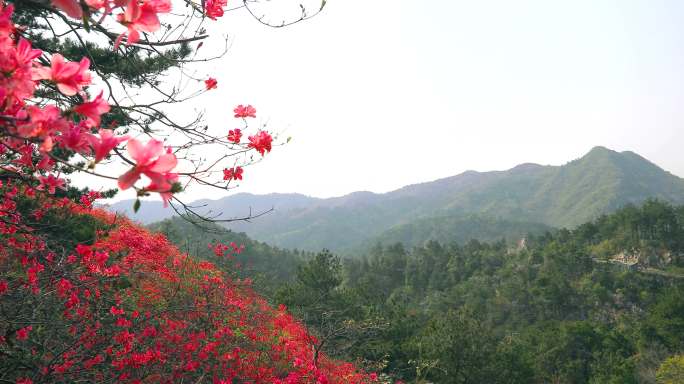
xmin=155 ymin=200 xmax=684 ymax=383
xmin=324 ymin=200 xmax=684 ymax=383
xmin=114 ymin=147 xmax=684 ymax=252
xmin=367 ymin=215 xmax=551 ymax=249
xmin=148 ymin=217 xmax=309 ymax=295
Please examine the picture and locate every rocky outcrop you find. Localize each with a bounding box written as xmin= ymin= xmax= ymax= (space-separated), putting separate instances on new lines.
xmin=608 ymin=248 xmax=681 ymax=268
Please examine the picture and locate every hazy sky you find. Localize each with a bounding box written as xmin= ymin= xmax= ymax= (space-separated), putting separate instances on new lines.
xmin=109 ymin=0 xmax=684 ymax=202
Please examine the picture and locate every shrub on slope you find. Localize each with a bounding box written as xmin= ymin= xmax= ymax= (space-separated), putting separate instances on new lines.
xmin=0 ymin=186 xmax=373 ymax=384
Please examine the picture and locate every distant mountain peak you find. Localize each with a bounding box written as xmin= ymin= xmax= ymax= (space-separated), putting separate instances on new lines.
xmin=580 ymin=146 xmax=621 ymax=160
xmin=588 ymin=145 xmax=614 ymax=153
xmin=510 ymin=163 xmax=544 ymax=172
xmin=575 ymin=146 xmax=666 ymax=174
xmin=580 ymin=146 xmax=659 ymax=163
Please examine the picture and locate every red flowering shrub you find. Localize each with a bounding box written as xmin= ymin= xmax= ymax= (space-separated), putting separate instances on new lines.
xmin=0 ymin=0 xmax=365 ymax=381
xmin=0 ymin=186 xmax=374 ymax=383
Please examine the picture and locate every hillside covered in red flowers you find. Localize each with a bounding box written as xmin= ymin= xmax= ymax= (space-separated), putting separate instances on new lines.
xmin=0 ymin=184 xmax=375 ymax=383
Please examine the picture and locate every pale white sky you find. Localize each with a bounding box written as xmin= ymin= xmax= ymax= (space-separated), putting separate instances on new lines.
xmin=104 ymin=0 xmax=684 ymax=202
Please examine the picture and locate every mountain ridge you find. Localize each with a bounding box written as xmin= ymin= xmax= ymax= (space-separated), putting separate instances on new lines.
xmin=107 ymin=146 xmax=684 ymax=251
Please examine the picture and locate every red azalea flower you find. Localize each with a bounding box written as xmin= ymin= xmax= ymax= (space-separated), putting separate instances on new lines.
xmin=16 ymin=144 xmax=34 ymax=168
xmin=37 ymin=174 xmax=66 ymax=194
xmin=204 ymin=0 xmax=227 ymax=19
xmin=227 ymin=128 xmax=242 ymax=143
xmin=233 ymin=104 xmax=256 ymax=118
xmin=16 ymin=325 xmax=32 ymax=341
xmin=110 ymin=306 xmax=125 ymax=316
xmin=223 ymin=166 xmax=243 ymax=181
xmin=204 ymin=77 xmax=217 ymax=90
xmin=248 ymin=131 xmax=272 ymax=156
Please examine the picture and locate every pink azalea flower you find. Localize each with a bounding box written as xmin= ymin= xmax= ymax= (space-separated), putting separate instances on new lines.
xmin=118 ymin=138 xmax=177 ymax=190
xmin=2 ymin=69 xmax=36 ymax=105
xmin=0 ymin=3 xmax=15 ymax=36
xmin=145 ymin=171 xmax=179 ymax=207
xmin=51 ymin=0 xmax=83 ymax=19
xmin=84 ymin=0 xmax=108 ymax=9
xmin=33 ymin=53 xmax=92 ymax=96
xmin=16 ymin=145 xmax=34 ymax=168
xmin=0 ymin=38 xmax=40 ymax=103
xmin=36 ymin=155 xmax=55 ymax=171
xmin=115 ymin=0 xmax=172 ymax=48
xmin=233 ymin=104 xmax=256 ymax=118
xmin=58 ymin=123 xmax=91 ymax=154
xmin=16 ymin=105 xmax=69 ymax=152
xmin=74 ymin=91 xmax=110 ymax=127
xmin=87 ymin=129 xmax=129 ymax=163
xmin=16 ymin=105 xmax=63 ymax=138
xmin=14 ymin=38 xmax=42 ymax=66
xmin=37 ymin=174 xmax=66 ymax=194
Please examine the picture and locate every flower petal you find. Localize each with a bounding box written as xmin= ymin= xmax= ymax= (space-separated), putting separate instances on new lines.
xmin=57 ymin=83 xmax=79 ymax=96
xmin=117 ymin=168 xmax=141 ymax=190
xmin=148 ymin=153 xmax=177 ymax=173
